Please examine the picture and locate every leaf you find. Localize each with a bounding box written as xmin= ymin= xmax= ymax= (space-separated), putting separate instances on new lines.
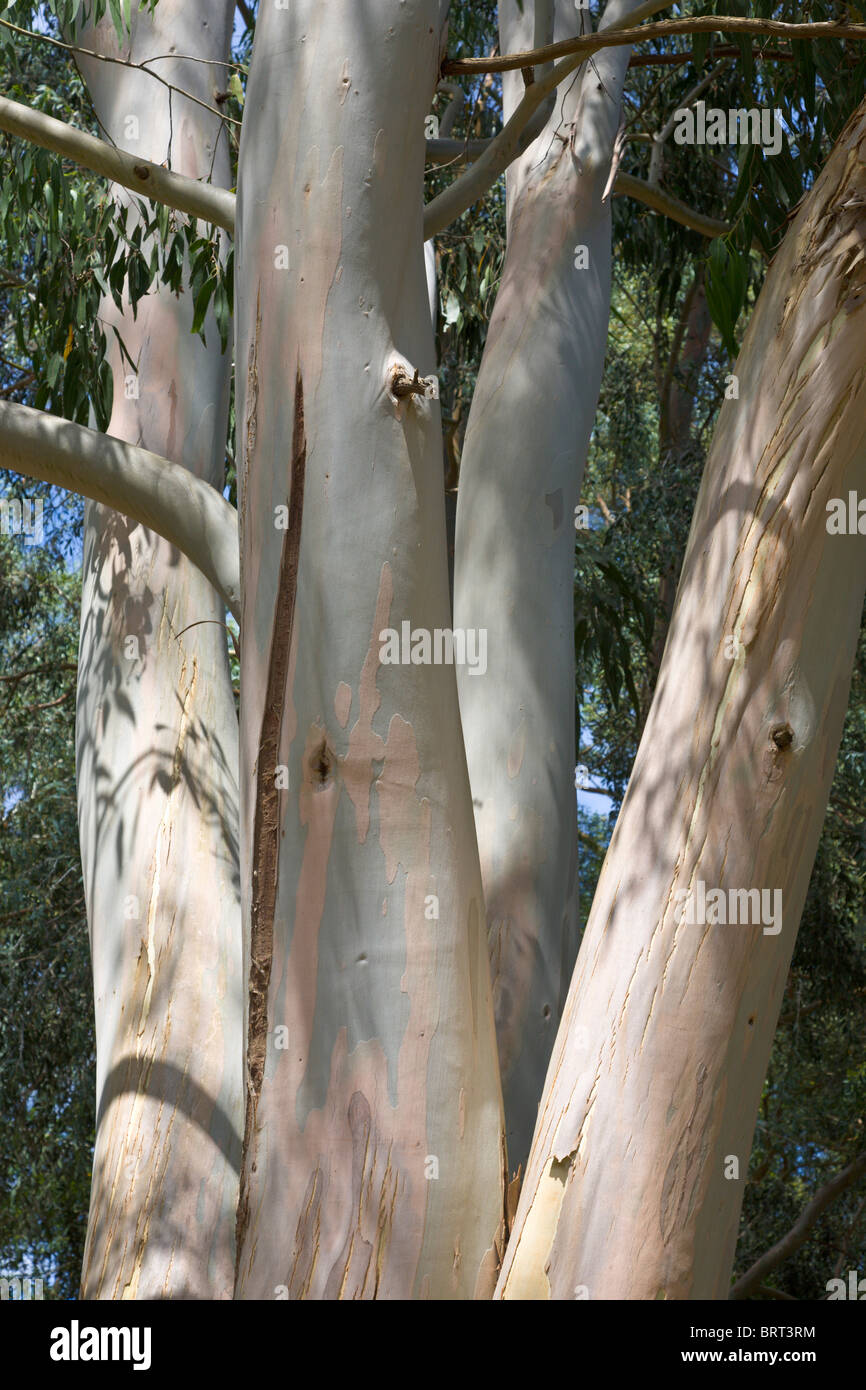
xmin=769 ymin=134 xmax=799 ymax=203
xmin=443 ymin=289 xmax=460 ymax=325
xmin=213 ymin=282 xmax=230 ymax=353
xmin=108 ymin=0 xmax=124 ymax=47
xmin=224 ymin=246 xmax=234 ymax=309
xmin=727 ymin=142 xmax=756 ymax=222
xmin=705 ymin=238 xmax=747 ymax=358
xmin=191 ymin=276 xmax=216 ymax=338
xmin=795 ymin=40 xmax=816 ymax=121
xmin=49 ymin=159 xmax=63 ymax=213
xmin=45 ymin=352 xmax=64 ymax=389
xmin=96 ymin=360 xmax=113 ymax=433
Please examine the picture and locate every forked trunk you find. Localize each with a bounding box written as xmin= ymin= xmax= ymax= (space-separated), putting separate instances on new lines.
xmin=498 ymin=96 xmax=866 ymax=1300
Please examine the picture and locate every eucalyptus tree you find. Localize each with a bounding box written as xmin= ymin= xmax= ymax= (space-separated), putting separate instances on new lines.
xmin=1 ymin=0 xmax=866 ymax=1301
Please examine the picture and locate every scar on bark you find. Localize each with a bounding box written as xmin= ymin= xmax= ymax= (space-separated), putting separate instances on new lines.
xmin=763 ymin=722 xmax=795 ymax=783
xmin=245 ymin=286 xmax=261 ymax=470
xmin=234 ymin=363 xmax=306 ymax=1285
xmin=310 ymin=734 xmax=334 ymax=787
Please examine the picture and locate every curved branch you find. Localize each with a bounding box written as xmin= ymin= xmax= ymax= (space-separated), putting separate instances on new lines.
xmin=0 ymin=401 xmax=240 ymax=621
xmin=729 ymin=1152 xmax=866 ymax=1300
xmin=614 ymin=171 xmax=730 ymax=237
xmin=437 ymin=80 xmax=464 ymax=137
xmin=0 ymin=95 xmax=235 ymax=233
xmin=442 ymin=16 xmax=866 ymax=76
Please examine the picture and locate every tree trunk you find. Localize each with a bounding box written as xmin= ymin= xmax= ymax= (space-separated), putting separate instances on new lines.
xmin=74 ymin=0 xmax=242 ymax=1300
xmin=232 ymin=0 xmax=505 ymax=1300
xmin=497 ymin=95 xmax=866 ymax=1300
xmin=453 ymin=0 xmax=641 ymax=1173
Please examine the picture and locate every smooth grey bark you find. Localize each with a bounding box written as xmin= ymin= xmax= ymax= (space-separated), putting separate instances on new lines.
xmin=232 ymin=0 xmax=505 ymax=1300
xmin=498 ymin=94 xmax=866 ymax=1299
xmin=453 ymin=0 xmax=642 ymax=1173
xmin=73 ymin=0 xmax=242 ymax=1299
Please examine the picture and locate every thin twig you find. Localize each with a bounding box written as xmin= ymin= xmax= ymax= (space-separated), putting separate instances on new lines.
xmin=0 ymin=16 xmax=242 ymax=127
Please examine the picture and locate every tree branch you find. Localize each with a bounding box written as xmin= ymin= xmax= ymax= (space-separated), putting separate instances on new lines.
xmin=729 ymin=1152 xmax=866 ymax=1300
xmin=0 ymin=662 xmax=78 ymax=685
xmin=0 ymin=401 xmax=240 ymax=621
xmin=437 ymin=80 xmax=465 ymax=137
xmin=425 ymin=135 xmax=490 ymax=166
xmin=442 ymin=17 xmax=866 ymax=75
xmin=235 ymin=0 xmax=255 ymax=32
xmin=25 ymin=686 xmax=75 ymax=714
xmin=614 ymin=171 xmax=729 ymax=238
xmin=0 ymin=95 xmax=235 ymax=233
xmin=628 ymin=45 xmax=796 ymax=69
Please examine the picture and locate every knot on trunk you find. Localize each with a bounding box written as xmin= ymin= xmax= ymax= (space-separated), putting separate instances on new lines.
xmin=389 ymin=364 xmax=437 ymax=402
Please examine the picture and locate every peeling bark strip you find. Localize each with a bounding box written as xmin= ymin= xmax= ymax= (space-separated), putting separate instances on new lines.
xmin=235 ymin=369 xmax=306 ymax=1272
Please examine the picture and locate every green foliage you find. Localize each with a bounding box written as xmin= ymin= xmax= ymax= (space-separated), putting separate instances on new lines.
xmin=0 ymin=6 xmax=235 ymax=432
xmin=428 ymin=0 xmax=503 ymax=470
xmin=618 ymin=2 xmax=866 ymax=357
xmin=10 ymin=0 xmax=159 ymax=41
xmin=705 ymin=236 xmax=748 ymax=356
xmin=0 ymin=485 xmax=91 ymax=1300
xmin=574 ymin=525 xmax=654 ymax=740
xmin=577 ymin=805 xmax=611 ymax=926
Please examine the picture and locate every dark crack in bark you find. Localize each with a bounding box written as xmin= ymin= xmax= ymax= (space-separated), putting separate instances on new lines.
xmin=234 ymin=364 xmax=307 ymax=1288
